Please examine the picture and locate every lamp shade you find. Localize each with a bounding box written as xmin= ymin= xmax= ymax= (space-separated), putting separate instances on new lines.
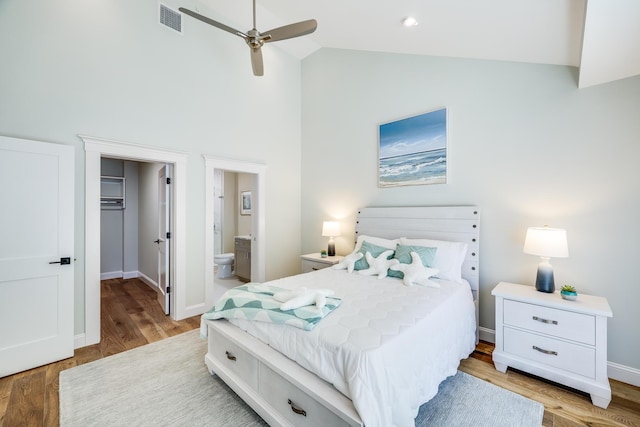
xmin=523 ymin=226 xmax=568 ymax=258
xmin=322 ymin=221 xmax=341 ymax=237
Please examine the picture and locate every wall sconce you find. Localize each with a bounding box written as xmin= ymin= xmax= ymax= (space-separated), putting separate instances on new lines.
xmin=523 ymin=226 xmax=569 ymax=293
xmin=322 ymin=221 xmax=341 ymax=257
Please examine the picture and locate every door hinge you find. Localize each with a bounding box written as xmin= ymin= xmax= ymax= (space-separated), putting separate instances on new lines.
xmin=166 ymin=232 xmax=171 ymax=239
xmin=166 ymin=177 xmax=171 ymax=184
xmin=167 ymin=286 xmax=171 ymax=294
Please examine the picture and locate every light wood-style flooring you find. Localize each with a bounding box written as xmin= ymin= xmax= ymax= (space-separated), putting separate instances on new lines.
xmin=1 ymin=277 xmax=639 ymax=426
xmin=0 ymin=278 xmax=200 ymax=427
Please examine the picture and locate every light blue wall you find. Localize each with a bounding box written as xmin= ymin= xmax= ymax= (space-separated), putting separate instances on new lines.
xmin=301 ymin=48 xmax=640 ymax=370
xmin=0 ymin=0 xmax=303 ymax=334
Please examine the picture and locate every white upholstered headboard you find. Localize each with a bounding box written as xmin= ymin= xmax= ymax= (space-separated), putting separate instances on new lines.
xmin=355 ymin=206 xmax=481 ymax=335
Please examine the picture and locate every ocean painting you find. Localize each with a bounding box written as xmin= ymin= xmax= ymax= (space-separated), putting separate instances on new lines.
xmin=379 ymin=108 xmax=447 ymax=187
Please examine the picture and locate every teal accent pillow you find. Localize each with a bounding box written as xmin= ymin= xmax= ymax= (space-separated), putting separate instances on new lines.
xmin=388 ymin=244 xmax=438 ymax=279
xmin=353 ymin=241 xmax=395 ymax=271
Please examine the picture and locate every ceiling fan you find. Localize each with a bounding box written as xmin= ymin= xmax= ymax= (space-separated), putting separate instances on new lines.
xmin=179 ymin=1 xmax=317 ymax=76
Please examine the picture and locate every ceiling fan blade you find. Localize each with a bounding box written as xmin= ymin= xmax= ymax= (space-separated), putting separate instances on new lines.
xmin=263 ymin=19 xmax=317 ymax=43
xmin=179 ymin=8 xmax=247 ymax=39
xmin=250 ymin=47 xmax=264 ymax=76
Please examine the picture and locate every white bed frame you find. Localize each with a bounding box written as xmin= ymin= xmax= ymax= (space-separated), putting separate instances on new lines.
xmin=204 ymin=206 xmax=481 ymax=427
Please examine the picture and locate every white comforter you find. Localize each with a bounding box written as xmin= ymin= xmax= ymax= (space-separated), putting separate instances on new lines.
xmin=226 ymin=268 xmax=476 ymax=427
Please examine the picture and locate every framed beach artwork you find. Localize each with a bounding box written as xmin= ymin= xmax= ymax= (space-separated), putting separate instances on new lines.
xmin=240 ymin=191 xmax=251 ymax=215
xmin=378 ymin=107 xmax=448 ymax=187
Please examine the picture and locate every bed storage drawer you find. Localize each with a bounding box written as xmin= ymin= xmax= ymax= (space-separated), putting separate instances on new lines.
xmin=208 ymin=326 xmax=259 ymax=389
xmin=260 ymin=364 xmax=350 ymax=427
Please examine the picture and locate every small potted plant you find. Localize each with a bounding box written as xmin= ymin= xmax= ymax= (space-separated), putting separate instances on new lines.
xmin=560 ymin=285 xmax=578 ymax=301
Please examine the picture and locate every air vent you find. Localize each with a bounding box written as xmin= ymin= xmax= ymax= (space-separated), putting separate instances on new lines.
xmin=159 ymin=3 xmax=182 ymax=33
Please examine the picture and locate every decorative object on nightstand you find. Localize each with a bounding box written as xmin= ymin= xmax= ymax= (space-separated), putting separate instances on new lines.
xmin=560 ymin=285 xmax=578 ymax=301
xmin=322 ymin=221 xmax=341 ymax=256
xmin=492 ymin=282 xmax=613 ymax=409
xmin=300 ymin=253 xmax=344 ymax=273
xmin=523 ymin=225 xmax=568 ymax=293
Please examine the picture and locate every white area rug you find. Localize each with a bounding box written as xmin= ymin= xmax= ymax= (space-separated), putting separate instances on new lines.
xmin=60 ymin=329 xmax=544 ymax=426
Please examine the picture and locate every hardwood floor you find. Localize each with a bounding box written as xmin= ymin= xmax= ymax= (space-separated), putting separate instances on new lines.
xmin=1 ymin=278 xmax=638 ymax=426
xmin=0 ymin=278 xmax=200 ymax=427
xmin=460 ymin=342 xmax=640 ymax=427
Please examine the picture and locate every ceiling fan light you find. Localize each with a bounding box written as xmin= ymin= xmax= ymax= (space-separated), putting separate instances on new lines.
xmin=402 ymin=16 xmax=418 ymax=27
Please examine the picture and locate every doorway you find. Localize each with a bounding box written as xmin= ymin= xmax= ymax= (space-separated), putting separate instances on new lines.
xmin=204 ymin=156 xmax=266 ymax=310
xmin=99 ymin=158 xmax=171 ymax=314
xmin=83 ymin=135 xmax=188 ymax=347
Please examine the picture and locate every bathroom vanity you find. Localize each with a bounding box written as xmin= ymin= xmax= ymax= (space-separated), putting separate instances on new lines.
xmin=234 ymin=236 xmax=251 ymax=282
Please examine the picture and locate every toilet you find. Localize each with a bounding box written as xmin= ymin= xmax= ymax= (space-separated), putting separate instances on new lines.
xmin=214 ymin=253 xmax=234 ymax=279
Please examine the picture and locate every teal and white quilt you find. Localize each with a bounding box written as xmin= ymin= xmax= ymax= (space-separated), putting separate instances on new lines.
xmin=201 ymin=283 xmax=342 ymax=334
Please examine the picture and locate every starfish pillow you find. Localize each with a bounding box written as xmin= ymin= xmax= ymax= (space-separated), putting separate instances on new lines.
xmin=358 ymin=250 xmax=399 ymax=279
xmin=333 ymin=251 xmax=364 ymax=273
xmin=389 ymin=251 xmax=440 ymax=287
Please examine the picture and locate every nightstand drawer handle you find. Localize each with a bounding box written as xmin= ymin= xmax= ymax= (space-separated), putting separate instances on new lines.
xmin=533 ymin=345 xmax=558 ymax=356
xmin=225 ymin=351 xmax=236 ymax=361
xmin=533 ymin=316 xmax=558 ymax=325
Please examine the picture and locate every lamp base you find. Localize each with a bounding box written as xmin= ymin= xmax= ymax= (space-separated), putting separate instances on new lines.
xmin=327 ymin=241 xmax=336 ymax=257
xmin=535 ymin=258 xmax=555 ymax=293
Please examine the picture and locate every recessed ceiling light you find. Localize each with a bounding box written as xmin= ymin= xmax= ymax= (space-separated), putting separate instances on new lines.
xmin=402 ymin=16 xmax=418 ymax=27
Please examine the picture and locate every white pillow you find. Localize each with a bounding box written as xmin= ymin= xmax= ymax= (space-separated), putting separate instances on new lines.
xmin=400 ymin=237 xmax=468 ymax=284
xmin=352 ymin=235 xmax=400 ymax=253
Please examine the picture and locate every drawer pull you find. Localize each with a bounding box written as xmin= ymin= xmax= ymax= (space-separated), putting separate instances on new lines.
xmin=312 ymin=267 xmax=319 ymax=271
xmin=532 ymin=316 xmax=558 ymax=325
xmin=287 ymin=399 xmax=307 ymax=417
xmin=225 ymin=351 xmax=237 ymax=361
xmin=533 ymin=345 xmax=558 ymax=356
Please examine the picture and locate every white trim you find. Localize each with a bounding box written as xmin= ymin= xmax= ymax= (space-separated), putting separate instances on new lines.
xmin=122 ymin=270 xmax=139 ymax=279
xmin=81 ymin=134 xmax=189 ymax=346
xmin=608 ymin=361 xmax=640 ymax=387
xmin=203 ymin=156 xmax=266 ymax=311
xmin=100 ymin=271 xmax=123 ymax=280
xmin=137 ymin=271 xmax=158 ymax=289
xmin=74 ymin=333 xmax=86 ymax=349
xmin=478 ymin=326 xmax=495 ymax=343
xmin=479 ymin=327 xmax=640 ymax=387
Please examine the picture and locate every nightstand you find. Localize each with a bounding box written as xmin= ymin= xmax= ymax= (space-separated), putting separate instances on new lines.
xmin=300 ymin=253 xmax=344 ymax=273
xmin=492 ymin=282 xmax=613 ymax=408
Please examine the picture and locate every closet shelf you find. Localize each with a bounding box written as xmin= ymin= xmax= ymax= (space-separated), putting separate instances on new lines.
xmin=101 ymin=176 xmax=125 ymax=210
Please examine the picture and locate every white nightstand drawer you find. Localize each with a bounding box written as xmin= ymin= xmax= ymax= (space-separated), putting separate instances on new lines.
xmin=208 ymin=326 xmax=259 ymax=390
xmin=504 ymin=299 xmax=595 ymax=345
xmin=503 ymin=327 xmax=595 ymax=378
xmin=260 ymin=364 xmax=349 ymax=427
xmin=302 ymin=259 xmax=333 ymax=273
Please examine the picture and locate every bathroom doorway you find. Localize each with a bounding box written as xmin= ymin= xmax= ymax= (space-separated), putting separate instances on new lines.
xmin=204 ymin=156 xmax=266 ymax=308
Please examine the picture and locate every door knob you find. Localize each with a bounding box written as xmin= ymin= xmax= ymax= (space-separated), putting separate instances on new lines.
xmin=49 ymin=257 xmax=71 ymax=265
xmin=154 ymin=239 xmax=161 ymax=244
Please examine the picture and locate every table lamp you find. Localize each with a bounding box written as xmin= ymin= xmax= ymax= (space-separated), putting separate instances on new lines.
xmin=322 ymin=221 xmax=341 ymax=256
xmin=523 ymin=226 xmax=568 ymax=293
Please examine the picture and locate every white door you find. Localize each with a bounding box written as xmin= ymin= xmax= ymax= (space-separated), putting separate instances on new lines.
xmin=156 ymin=165 xmax=170 ymax=315
xmin=0 ymin=136 xmax=74 ymax=377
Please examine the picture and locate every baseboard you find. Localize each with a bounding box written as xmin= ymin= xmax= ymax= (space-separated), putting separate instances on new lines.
xmin=478 ymin=326 xmax=495 ymax=343
xmin=180 ymin=302 xmax=208 ymax=320
xmin=608 ymin=361 xmax=640 ymax=387
xmin=137 ymin=272 xmax=158 ymax=290
xmin=74 ymin=333 xmax=86 ymax=349
xmin=123 ymin=270 xmax=139 ymax=279
xmin=100 ymin=271 xmax=123 ymax=280
xmin=479 ymin=327 xmax=640 ymax=387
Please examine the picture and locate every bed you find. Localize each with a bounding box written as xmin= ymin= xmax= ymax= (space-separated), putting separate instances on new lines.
xmin=203 ymin=206 xmax=480 ymax=427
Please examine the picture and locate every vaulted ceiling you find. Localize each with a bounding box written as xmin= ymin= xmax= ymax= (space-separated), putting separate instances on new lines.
xmin=197 ymin=0 xmax=640 ymax=88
